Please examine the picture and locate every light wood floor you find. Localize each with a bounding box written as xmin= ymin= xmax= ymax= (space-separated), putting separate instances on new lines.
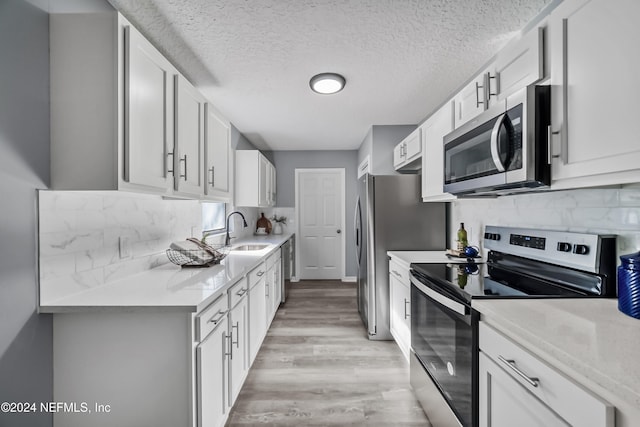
xmin=226 ymin=281 xmax=431 ymax=426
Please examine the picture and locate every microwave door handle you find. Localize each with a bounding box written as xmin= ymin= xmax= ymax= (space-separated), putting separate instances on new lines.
xmin=490 ymin=113 xmax=507 ymax=172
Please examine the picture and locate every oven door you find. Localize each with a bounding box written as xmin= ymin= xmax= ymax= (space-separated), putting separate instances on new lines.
xmin=410 ymin=275 xmax=478 ymax=427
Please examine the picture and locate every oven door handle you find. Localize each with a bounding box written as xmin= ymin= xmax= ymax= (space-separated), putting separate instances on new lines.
xmin=410 ymin=275 xmax=467 ymax=316
xmin=490 ymin=113 xmax=507 ymax=172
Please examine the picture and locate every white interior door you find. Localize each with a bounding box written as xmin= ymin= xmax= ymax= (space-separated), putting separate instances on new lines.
xmin=296 ymin=169 xmax=345 ymax=280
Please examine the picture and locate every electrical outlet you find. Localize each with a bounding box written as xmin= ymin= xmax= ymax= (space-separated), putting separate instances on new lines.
xmin=119 ymin=236 xmax=131 ymax=259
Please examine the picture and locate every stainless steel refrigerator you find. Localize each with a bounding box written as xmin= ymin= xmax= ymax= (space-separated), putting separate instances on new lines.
xmin=355 ymin=174 xmax=447 ymax=340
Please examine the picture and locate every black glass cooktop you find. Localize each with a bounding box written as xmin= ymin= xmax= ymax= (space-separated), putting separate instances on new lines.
xmin=410 ymin=255 xmax=602 ymax=306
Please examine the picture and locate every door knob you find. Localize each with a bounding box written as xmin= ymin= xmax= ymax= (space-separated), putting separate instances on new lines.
xmin=337 ymin=229 xmax=342 ymax=234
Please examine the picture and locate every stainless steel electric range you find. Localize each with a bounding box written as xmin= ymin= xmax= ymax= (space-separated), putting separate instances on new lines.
xmin=409 ymin=225 xmax=617 ymax=427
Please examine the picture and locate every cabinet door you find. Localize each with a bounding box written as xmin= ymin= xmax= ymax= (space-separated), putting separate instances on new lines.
xmin=228 ymin=297 xmax=248 ymax=406
xmin=204 ymin=104 xmax=231 ymax=201
xmin=258 ymin=155 xmax=269 ymax=207
xmin=549 ymin=0 xmax=640 ymax=185
xmin=393 ymin=141 xmax=405 ymax=168
xmin=124 ymin=25 xmax=175 ymax=191
xmin=403 ymin=129 xmax=422 ymax=163
xmin=248 ymin=279 xmax=267 ymax=365
xmin=492 ymin=27 xmax=543 ymax=104
xmin=175 ymin=75 xmax=205 ymax=197
xmin=422 ymin=101 xmax=457 ymax=201
xmin=454 ymin=73 xmax=487 ymax=128
xmin=479 ymin=352 xmax=566 ymax=427
xmin=270 ymin=163 xmax=277 ymax=206
xmin=389 ymin=274 xmax=411 ymax=361
xmin=197 ymin=317 xmax=228 ymax=427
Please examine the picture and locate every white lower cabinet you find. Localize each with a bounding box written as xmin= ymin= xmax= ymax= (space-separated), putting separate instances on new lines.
xmin=197 ymin=314 xmax=228 ymax=427
xmin=228 ymin=281 xmax=249 ymax=406
xmin=478 ymin=322 xmax=614 ymax=427
xmin=388 ymin=258 xmax=411 ymax=362
xmin=51 ymin=244 xmax=291 ymax=427
xmin=248 ymin=263 xmax=268 ymax=365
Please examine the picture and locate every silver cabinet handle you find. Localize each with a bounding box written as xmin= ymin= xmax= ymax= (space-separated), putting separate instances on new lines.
xmin=179 ymin=155 xmax=187 ymax=180
xmin=487 ymin=72 xmax=499 ymax=100
xmin=391 ymin=270 xmax=402 ymax=278
xmin=224 ymin=332 xmax=233 ymax=359
xmin=256 ymin=271 xmax=265 ymax=277
xmin=232 ymin=322 xmax=239 ymax=348
xmin=475 ymin=80 xmax=484 ymax=108
xmin=404 ymin=298 xmax=410 ymax=319
xmin=167 ymin=152 xmax=175 ymax=175
xmin=207 ymin=309 xmax=228 ymax=325
xmin=265 ymin=283 xmax=269 ymax=297
xmin=208 ymin=166 xmax=215 ymax=186
xmin=498 ymin=356 xmax=539 ymax=388
xmin=236 ymin=288 xmax=248 ymax=297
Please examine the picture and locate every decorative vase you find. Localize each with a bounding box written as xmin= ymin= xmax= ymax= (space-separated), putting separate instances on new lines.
xmin=273 ymin=222 xmax=283 ymax=235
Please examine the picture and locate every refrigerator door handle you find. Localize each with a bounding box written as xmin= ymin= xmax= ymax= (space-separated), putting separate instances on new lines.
xmin=354 ymin=196 xmax=361 ymax=265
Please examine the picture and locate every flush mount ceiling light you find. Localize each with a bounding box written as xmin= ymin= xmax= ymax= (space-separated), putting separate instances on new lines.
xmin=309 ymin=73 xmax=346 ymax=94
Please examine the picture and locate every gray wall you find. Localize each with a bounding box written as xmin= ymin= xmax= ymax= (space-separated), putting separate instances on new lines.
xmin=272 ymin=151 xmax=359 ymax=277
xmin=0 ymin=0 xmax=53 ymax=426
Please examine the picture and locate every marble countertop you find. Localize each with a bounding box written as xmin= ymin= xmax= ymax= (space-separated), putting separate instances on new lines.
xmin=387 ymin=250 xmax=483 ymax=268
xmin=40 ymin=233 xmax=293 ymax=314
xmin=474 ymin=298 xmax=640 ymax=411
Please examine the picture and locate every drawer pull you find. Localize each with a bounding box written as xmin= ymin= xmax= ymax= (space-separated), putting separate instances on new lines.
xmin=236 ymin=288 xmax=248 ymax=297
xmin=392 ymin=269 xmax=403 ymax=278
xmin=207 ymin=309 xmax=228 ymax=325
xmin=498 ymin=355 xmax=540 ymax=388
xmin=256 ymin=271 xmax=265 ymax=277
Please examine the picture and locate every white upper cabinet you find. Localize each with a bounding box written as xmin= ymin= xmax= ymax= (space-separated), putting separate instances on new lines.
xmin=393 ymin=127 xmax=422 ymax=171
xmin=204 ymin=104 xmax=232 ymax=202
xmin=174 ymin=75 xmax=205 ymax=198
xmin=492 ymin=27 xmax=544 ymax=104
xmin=50 ymin=11 xmax=230 ymax=199
xmin=549 ymin=0 xmax=640 ymax=188
xmin=421 ymin=101 xmax=457 ymax=202
xmin=454 ymin=26 xmax=543 ymax=129
xmin=123 ymin=24 xmax=175 ymax=192
xmin=236 ymin=150 xmax=276 ymax=207
xmin=454 ymin=72 xmax=489 ymax=128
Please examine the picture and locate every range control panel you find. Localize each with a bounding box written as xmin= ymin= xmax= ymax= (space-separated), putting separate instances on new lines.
xmin=509 ymin=234 xmax=546 ymax=250
xmin=483 ymin=225 xmax=615 ymax=274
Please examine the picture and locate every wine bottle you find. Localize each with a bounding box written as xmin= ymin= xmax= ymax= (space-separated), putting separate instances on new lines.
xmin=457 ymin=223 xmax=468 ymax=252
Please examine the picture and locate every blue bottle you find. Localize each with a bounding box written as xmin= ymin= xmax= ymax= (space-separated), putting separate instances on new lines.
xmin=618 ymin=252 xmax=640 ymax=319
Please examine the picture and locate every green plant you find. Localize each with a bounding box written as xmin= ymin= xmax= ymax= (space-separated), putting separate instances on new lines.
xmin=271 ymin=215 xmax=287 ymax=224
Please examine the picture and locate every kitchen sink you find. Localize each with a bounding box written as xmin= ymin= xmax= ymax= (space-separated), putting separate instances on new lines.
xmin=231 ymin=244 xmax=270 ymax=251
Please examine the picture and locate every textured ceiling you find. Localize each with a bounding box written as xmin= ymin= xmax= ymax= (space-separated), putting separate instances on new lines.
xmin=109 ymin=0 xmax=553 ymax=151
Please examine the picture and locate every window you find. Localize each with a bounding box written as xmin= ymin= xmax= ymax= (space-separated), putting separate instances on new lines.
xmin=202 ymin=202 xmax=226 ymax=233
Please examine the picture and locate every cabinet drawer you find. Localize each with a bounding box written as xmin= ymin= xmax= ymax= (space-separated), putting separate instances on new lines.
xmin=247 ymin=262 xmax=267 ymax=289
xmin=196 ymin=294 xmax=229 ymax=342
xmin=479 ymin=322 xmax=613 ymax=427
xmin=389 ymin=259 xmax=410 ymax=286
xmin=229 ymin=276 xmax=249 ymax=308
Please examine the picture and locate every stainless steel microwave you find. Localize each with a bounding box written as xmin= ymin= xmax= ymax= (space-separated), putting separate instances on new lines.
xmin=443 ymin=85 xmax=550 ymax=196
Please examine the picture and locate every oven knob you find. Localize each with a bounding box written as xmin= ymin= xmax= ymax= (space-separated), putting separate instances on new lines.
xmin=493 ymin=233 xmax=501 ymax=241
xmin=484 ymin=232 xmax=491 ymax=240
xmin=573 ymin=244 xmax=590 ymax=255
xmin=557 ymin=242 xmax=572 ymax=252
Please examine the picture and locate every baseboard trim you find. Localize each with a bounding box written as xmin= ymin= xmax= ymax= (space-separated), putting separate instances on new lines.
xmin=342 ymin=276 xmax=357 ymax=283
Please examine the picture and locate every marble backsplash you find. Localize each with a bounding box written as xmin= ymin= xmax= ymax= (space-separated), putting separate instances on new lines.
xmin=450 ymin=187 xmax=640 ymax=260
xmin=38 ymin=191 xmax=205 ymax=304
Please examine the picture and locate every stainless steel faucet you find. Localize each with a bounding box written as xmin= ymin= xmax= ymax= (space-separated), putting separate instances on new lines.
xmin=225 ymin=211 xmax=248 ymax=246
